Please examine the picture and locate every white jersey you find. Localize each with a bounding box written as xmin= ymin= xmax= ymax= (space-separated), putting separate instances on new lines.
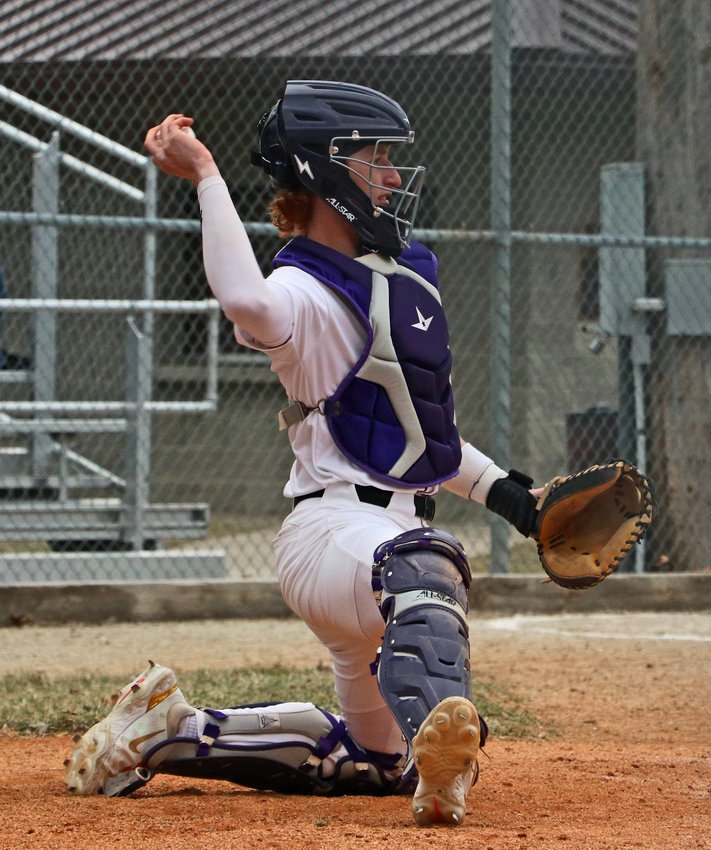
xmin=236 ymin=264 xmax=414 ymax=498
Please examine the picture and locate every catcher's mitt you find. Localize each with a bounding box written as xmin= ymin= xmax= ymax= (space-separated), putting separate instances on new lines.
xmin=532 ymin=460 xmax=656 ymax=589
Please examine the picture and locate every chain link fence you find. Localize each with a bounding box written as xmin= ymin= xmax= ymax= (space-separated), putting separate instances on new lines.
xmin=1 ymin=0 xmax=709 ymax=583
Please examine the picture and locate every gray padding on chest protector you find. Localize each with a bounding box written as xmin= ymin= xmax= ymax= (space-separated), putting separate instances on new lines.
xmin=372 ymin=527 xmax=472 ymax=742
xmin=143 ymin=703 xmax=402 ymax=797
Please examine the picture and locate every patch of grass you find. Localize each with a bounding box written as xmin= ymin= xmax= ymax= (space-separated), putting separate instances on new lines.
xmin=0 ymin=666 xmax=337 ymax=737
xmin=471 ymin=679 xmax=553 ymax=740
xmin=0 ymin=666 xmax=553 ymax=741
xmin=0 ymin=541 xmax=51 ymax=554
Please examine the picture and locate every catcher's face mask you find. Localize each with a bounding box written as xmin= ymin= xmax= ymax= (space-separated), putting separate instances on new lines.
xmin=332 ymin=137 xmax=425 ymax=254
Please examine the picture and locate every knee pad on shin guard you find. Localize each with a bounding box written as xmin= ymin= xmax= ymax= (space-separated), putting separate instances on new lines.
xmin=372 ymin=528 xmax=472 ymax=742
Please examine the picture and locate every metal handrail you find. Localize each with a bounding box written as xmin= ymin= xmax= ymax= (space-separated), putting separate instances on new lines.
xmin=0 ymin=84 xmax=147 ymax=168
xmin=1 ymin=298 xmax=219 ymax=312
xmin=0 ymin=120 xmax=145 ymax=202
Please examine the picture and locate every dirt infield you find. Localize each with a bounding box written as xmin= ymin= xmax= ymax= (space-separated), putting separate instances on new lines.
xmin=3 ymin=611 xmax=711 ymax=849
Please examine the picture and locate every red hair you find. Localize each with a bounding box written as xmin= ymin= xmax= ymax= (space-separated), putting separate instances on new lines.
xmin=269 ymin=189 xmax=313 ymax=238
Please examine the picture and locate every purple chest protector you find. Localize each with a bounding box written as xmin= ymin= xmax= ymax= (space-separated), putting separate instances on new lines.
xmin=274 ymin=237 xmax=461 ymax=488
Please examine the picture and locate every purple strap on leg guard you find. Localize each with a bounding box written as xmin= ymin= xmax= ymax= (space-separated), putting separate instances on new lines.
xmin=314 ymin=711 xmax=347 ymax=757
xmin=203 ymin=709 xmax=229 ymax=719
xmin=196 ymin=721 xmax=222 ymax=757
xmin=308 ymin=710 xmax=371 ymax=778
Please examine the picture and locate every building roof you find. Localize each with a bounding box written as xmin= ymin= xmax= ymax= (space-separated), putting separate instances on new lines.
xmin=1 ymin=0 xmax=638 ymax=61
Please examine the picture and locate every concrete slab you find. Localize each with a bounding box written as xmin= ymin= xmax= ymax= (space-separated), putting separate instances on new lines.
xmin=0 ymin=572 xmax=709 ymax=626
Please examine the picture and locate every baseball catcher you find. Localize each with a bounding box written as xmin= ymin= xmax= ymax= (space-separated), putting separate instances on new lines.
xmin=64 ymin=80 xmax=651 ymax=830
xmin=65 ymin=80 xmax=497 ymax=827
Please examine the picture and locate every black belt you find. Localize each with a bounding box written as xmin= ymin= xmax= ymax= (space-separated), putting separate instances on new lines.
xmin=293 ymin=484 xmax=435 ymax=521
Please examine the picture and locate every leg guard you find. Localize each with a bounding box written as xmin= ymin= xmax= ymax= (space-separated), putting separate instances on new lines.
xmin=371 ymin=527 xmax=473 ymax=743
xmin=143 ymin=701 xmax=403 ymax=797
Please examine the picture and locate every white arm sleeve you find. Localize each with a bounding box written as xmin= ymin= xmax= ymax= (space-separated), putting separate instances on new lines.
xmin=197 ymin=176 xmax=293 ymax=347
xmin=443 ymin=442 xmax=507 ymax=504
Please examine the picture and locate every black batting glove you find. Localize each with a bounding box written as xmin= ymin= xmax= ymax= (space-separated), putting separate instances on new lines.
xmin=485 ymin=469 xmax=537 ymax=537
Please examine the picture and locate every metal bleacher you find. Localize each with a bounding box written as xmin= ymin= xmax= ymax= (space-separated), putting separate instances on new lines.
xmin=0 ymin=85 xmax=226 ymax=582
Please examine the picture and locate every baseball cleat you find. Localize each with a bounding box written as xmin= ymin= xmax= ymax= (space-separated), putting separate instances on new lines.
xmin=64 ymin=660 xmax=192 ymax=796
xmin=411 ymin=696 xmax=481 ymax=827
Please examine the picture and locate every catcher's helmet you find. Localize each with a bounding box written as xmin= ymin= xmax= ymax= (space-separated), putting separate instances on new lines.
xmin=251 ymin=80 xmax=425 ymax=256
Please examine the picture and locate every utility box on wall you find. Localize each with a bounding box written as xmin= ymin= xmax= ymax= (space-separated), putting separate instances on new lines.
xmin=665 ymin=259 xmax=711 ymax=336
xmin=599 ymin=163 xmax=646 ymax=336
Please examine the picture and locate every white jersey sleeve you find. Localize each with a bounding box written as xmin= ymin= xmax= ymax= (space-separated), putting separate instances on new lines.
xmin=197 ymin=176 xmax=293 ymax=348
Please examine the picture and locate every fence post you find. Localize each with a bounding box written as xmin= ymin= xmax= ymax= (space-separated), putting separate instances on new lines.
xmin=124 ymin=317 xmax=150 ymax=549
xmin=490 ymin=0 xmax=513 ymax=573
xmin=599 ymin=163 xmax=648 ymax=571
xmin=30 ymin=131 xmax=60 ymax=477
xmin=122 ymin=163 xmax=159 ymax=550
